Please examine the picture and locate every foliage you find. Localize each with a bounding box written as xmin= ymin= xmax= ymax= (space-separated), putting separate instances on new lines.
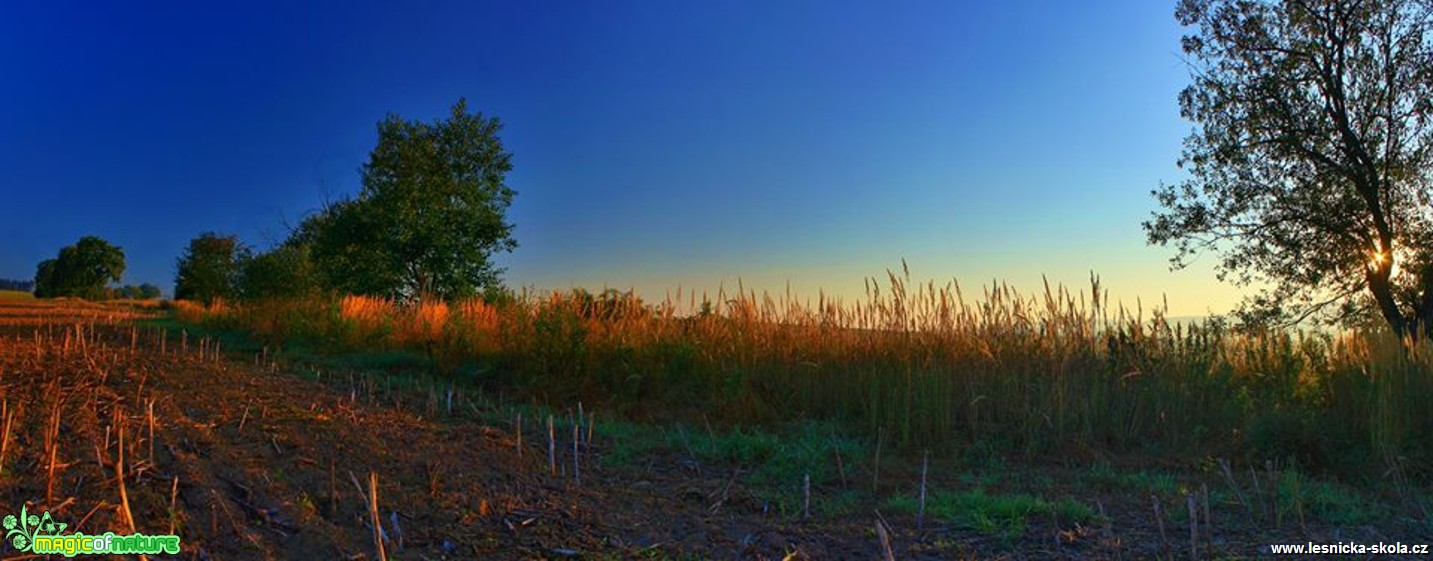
xmin=1147 ymin=0 xmax=1433 ymax=336
xmin=81 ymin=283 xmax=162 ymax=301
xmin=885 ymin=489 xmax=1094 ymax=539
xmin=176 ymin=271 xmax=1433 ymax=482
xmin=33 ymin=236 xmax=126 ymax=300
xmin=568 ymin=288 xmax=652 ymax=321
xmin=300 ymin=98 xmax=517 ymax=301
xmin=174 ymin=232 xmax=249 ymax=305
xmin=238 ymin=244 xmax=321 ymax=301
xmin=291 ymin=199 xmax=394 ymax=297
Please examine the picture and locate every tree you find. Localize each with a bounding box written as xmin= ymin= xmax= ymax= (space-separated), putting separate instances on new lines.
xmin=139 ymin=283 xmax=162 ymax=299
xmin=303 ymin=98 xmax=518 ymax=301
xmin=237 ymin=244 xmax=320 ymax=300
xmin=1146 ymin=0 xmax=1433 ymax=337
xmin=296 ymin=198 xmax=397 ymax=297
xmin=33 ymin=260 xmax=56 ymax=298
xmin=174 ymin=232 xmax=248 ymax=305
xmin=33 ymin=236 xmax=126 ymax=300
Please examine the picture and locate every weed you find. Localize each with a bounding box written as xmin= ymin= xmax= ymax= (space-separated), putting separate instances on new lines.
xmin=168 ymin=271 xmax=1433 ymax=483
xmin=886 ymin=489 xmax=1094 ymax=540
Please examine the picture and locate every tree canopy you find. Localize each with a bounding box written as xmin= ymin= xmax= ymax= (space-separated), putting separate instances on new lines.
xmin=237 ymin=243 xmax=320 ymax=301
xmin=301 ymin=98 xmax=518 ymax=301
xmin=1146 ymin=0 xmax=1433 ymax=336
xmin=33 ymin=236 xmax=126 ymax=300
xmin=174 ymin=232 xmax=249 ymax=305
xmin=139 ymin=282 xmax=162 ymax=299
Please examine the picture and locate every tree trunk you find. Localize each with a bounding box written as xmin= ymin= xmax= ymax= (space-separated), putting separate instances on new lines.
xmin=1367 ymin=264 xmax=1408 ymax=337
xmin=1414 ymin=263 xmax=1433 ymax=341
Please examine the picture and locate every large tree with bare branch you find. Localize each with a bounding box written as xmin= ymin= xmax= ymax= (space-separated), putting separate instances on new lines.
xmin=1147 ymin=0 xmax=1433 ymax=336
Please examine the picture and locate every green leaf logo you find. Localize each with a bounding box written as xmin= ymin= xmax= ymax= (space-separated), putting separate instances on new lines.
xmin=3 ymin=506 xmax=59 ymax=553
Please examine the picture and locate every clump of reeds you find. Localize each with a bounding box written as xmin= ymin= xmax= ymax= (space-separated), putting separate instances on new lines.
xmin=174 ymin=269 xmax=1433 ymax=480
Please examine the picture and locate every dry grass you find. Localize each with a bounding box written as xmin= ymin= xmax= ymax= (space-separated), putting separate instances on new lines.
xmin=0 ymin=297 xmax=162 ymax=326
xmin=175 ymin=272 xmax=1433 ymax=481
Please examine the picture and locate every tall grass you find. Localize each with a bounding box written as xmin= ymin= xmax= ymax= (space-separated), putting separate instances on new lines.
xmin=176 ymin=272 xmax=1433 ymax=481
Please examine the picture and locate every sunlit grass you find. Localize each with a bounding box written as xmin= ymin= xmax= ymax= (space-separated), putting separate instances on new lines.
xmin=173 ymin=270 xmax=1433 ymax=482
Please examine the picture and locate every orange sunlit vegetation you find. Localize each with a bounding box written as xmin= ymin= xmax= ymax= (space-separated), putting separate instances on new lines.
xmin=11 ymin=280 xmax=1422 ymax=557
xmin=173 ymin=270 xmax=1433 ymax=477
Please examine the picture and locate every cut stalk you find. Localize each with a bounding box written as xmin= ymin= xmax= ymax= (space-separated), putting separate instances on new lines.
xmin=1187 ymin=493 xmax=1198 ymax=561
xmin=918 ymin=450 xmax=929 ymax=530
xmin=369 ymin=472 xmax=388 ymax=561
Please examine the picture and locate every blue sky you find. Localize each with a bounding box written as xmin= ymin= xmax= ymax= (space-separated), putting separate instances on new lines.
xmin=0 ymin=1 xmax=1242 ymax=316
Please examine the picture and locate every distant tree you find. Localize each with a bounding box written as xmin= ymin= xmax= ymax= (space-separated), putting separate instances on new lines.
xmin=33 ymin=236 xmax=126 ymax=300
xmin=481 ymin=283 xmax=518 ymax=309
xmin=1146 ymin=0 xmax=1433 ymax=337
xmin=0 ymin=278 xmax=35 ymax=292
xmin=139 ymin=282 xmax=162 ymax=299
xmin=117 ymin=285 xmax=144 ymax=299
xmin=237 ymin=244 xmax=321 ymax=300
xmin=33 ymin=260 xmax=56 ymax=298
xmin=569 ymin=288 xmax=648 ymax=321
xmin=174 ymin=232 xmax=249 ymax=305
xmin=301 ymin=98 xmax=518 ymax=301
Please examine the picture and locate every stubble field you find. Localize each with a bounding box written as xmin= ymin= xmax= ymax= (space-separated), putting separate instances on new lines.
xmin=0 ymin=290 xmax=1428 ymax=559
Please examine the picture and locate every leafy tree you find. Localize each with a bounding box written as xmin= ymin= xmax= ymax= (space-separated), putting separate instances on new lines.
xmin=32 ymin=260 xmax=56 ymax=298
xmin=302 ymin=98 xmax=518 ymax=301
xmin=110 ymin=284 xmax=162 ymax=300
xmin=1147 ymin=0 xmax=1433 ymax=337
xmin=33 ymin=236 xmax=126 ymax=300
xmin=296 ymin=199 xmax=397 ymax=297
xmin=238 ymin=244 xmax=320 ymax=300
xmin=139 ymin=283 xmax=162 ymax=299
xmin=174 ymin=232 xmax=249 ymax=305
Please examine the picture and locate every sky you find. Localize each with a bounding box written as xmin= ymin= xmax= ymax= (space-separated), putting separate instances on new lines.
xmin=0 ymin=1 xmax=1245 ymax=317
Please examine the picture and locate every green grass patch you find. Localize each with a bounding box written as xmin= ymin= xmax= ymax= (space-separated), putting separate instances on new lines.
xmin=690 ymin=423 xmax=864 ymax=486
xmin=1083 ymin=463 xmax=1182 ymax=495
xmin=885 ymin=489 xmax=1095 ymax=539
xmin=0 ymin=290 xmax=34 ymax=300
xmin=1277 ymin=470 xmax=1388 ymax=526
xmin=594 ymin=419 xmax=868 ymax=519
xmin=140 ymin=315 xmax=266 ymax=354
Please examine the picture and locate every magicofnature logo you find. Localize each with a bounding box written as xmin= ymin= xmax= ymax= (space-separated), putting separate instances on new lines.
xmin=4 ymin=505 xmax=180 ymax=556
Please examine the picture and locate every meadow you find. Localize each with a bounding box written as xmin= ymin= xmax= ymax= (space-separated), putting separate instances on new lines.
xmin=174 ymin=270 xmax=1433 ymax=485
xmin=2 ymin=274 xmax=1429 ymax=559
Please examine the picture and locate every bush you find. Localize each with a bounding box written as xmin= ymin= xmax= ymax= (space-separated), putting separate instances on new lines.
xmin=239 ymin=244 xmax=321 ymax=301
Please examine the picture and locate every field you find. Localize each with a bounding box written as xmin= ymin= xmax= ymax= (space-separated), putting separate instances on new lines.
xmin=0 ymin=277 xmax=1430 ymax=559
